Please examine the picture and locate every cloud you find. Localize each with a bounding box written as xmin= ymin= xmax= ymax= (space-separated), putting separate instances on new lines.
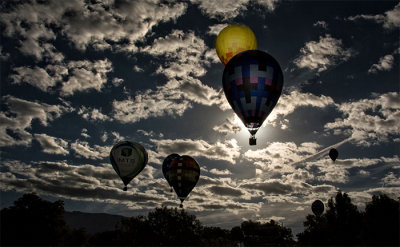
xmin=191 ymin=0 xmax=279 ymax=20
xmin=313 ymin=21 xmax=328 ymax=29
xmin=382 ymin=172 xmax=400 ymax=187
xmin=80 ymin=128 xmax=90 ymax=139
xmin=209 ymin=168 xmax=232 ymax=176
xmin=208 ymin=24 xmax=228 ymax=36
xmin=78 ymin=106 xmax=112 ymax=122
xmin=293 ymin=35 xmax=354 ymax=73
xmin=0 ymin=0 xmax=187 ymax=59
xmin=0 ymin=96 xmax=72 ymax=147
xmin=324 ymin=92 xmax=400 ymax=146
xmin=10 ymin=59 xmax=113 ymax=96
xmin=241 ymin=180 xmax=296 ymax=195
xmin=0 ymin=160 xmax=163 ymax=208
xmin=208 ymin=185 xmax=244 ymax=197
xmin=368 ymin=54 xmax=395 ymax=74
xmin=213 ymin=115 xmax=243 ymax=135
xmin=346 ymin=3 xmax=400 ymax=30
xmin=267 ymin=90 xmax=335 ymax=128
xmin=61 ymin=59 xmax=113 ymax=96
xmin=113 ymin=30 xmax=228 ymax=124
xmin=70 ymin=140 xmax=111 ymax=160
xmin=151 ymin=138 xmax=241 ymax=164
xmin=33 ymin=133 xmax=69 ymax=155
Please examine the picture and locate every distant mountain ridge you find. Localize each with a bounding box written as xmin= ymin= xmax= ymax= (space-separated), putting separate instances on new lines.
xmin=64 ymin=211 xmax=126 ymax=234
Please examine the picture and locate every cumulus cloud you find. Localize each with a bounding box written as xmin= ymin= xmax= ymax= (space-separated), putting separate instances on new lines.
xmin=368 ymin=54 xmax=395 ymax=74
xmin=0 ymin=0 xmax=187 ymax=59
xmin=293 ymin=35 xmax=354 ymax=73
xmin=324 ymin=92 xmax=400 ymax=146
xmin=313 ymin=21 xmax=328 ymax=29
xmin=191 ymin=0 xmax=279 ymax=20
xmin=151 ymin=138 xmax=241 ymax=164
xmin=113 ymin=30 xmax=228 ymax=123
xmin=267 ymin=90 xmax=335 ymax=127
xmin=0 ymin=160 xmax=163 ymax=208
xmin=34 ymin=133 xmax=69 ymax=155
xmin=0 ymin=96 xmax=72 ymax=147
xmin=78 ymin=106 xmax=112 ymax=122
xmin=10 ymin=59 xmax=113 ymax=96
xmin=61 ymin=59 xmax=113 ymax=96
xmin=70 ymin=140 xmax=111 ymax=160
xmin=346 ymin=3 xmax=400 ymax=30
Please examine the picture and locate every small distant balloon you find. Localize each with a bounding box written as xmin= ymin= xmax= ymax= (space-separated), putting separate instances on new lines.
xmin=110 ymin=141 xmax=148 ymax=191
xmin=164 ymin=154 xmax=200 ymax=208
xmin=329 ymin=148 xmax=339 ymax=162
xmin=222 ymin=50 xmax=283 ymax=145
xmin=216 ymin=24 xmax=257 ymax=66
xmin=312 ymin=200 xmax=324 ymax=216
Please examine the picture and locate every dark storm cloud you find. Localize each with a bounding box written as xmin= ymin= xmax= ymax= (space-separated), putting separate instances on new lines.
xmin=241 ymin=181 xmax=294 ymax=195
xmin=208 ymin=185 xmax=244 ymax=197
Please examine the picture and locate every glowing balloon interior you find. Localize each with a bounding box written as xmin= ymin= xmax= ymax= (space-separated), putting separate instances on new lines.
xmin=222 ymin=50 xmax=283 ymax=145
xmin=216 ymin=24 xmax=257 ymax=66
xmin=110 ymin=141 xmax=148 ymax=191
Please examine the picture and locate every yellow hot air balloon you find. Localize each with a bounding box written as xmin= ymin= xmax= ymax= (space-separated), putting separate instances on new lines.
xmin=216 ymin=24 xmax=257 ymax=66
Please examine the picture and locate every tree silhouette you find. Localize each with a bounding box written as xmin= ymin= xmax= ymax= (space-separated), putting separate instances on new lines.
xmin=240 ymin=220 xmax=294 ymax=246
xmin=297 ymin=191 xmax=400 ymax=246
xmin=0 ymin=193 xmax=68 ymax=246
xmin=362 ymin=194 xmax=400 ymax=246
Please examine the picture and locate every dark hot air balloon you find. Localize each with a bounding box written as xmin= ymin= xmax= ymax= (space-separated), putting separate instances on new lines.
xmin=165 ymin=155 xmax=200 ymax=208
xmin=312 ymin=199 xmax=324 ymax=216
xmin=329 ymin=148 xmax=339 ymax=162
xmin=222 ymin=50 xmax=283 ymax=145
xmin=110 ymin=141 xmax=148 ymax=191
xmin=162 ymin=153 xmax=179 ymax=192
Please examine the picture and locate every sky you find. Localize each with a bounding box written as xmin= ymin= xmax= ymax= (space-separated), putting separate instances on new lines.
xmin=0 ymin=0 xmax=399 ymax=235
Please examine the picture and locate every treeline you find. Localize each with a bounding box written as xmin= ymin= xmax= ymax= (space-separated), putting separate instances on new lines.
xmin=0 ymin=192 xmax=399 ymax=246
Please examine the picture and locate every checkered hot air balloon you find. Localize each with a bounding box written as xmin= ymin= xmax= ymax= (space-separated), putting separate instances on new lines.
xmin=165 ymin=154 xmax=200 ymax=208
xmin=222 ymin=50 xmax=283 ymax=145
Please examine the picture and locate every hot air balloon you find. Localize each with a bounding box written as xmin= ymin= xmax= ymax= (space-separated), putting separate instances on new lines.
xmin=329 ymin=148 xmax=339 ymax=162
xmin=162 ymin=153 xmax=179 ymax=192
xmin=216 ymin=24 xmax=257 ymax=66
xmin=165 ymin=155 xmax=200 ymax=208
xmin=312 ymin=199 xmax=324 ymax=216
xmin=222 ymin=50 xmax=284 ymax=145
xmin=110 ymin=141 xmax=148 ymax=191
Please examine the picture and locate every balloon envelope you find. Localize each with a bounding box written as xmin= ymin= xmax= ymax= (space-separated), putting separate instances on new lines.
xmin=216 ymin=24 xmax=257 ymax=66
xmin=166 ymin=155 xmax=200 ymax=207
xmin=312 ymin=200 xmax=324 ymax=216
xmin=162 ymin=153 xmax=180 ymax=187
xmin=329 ymin=148 xmax=339 ymax=161
xmin=110 ymin=141 xmax=148 ymax=190
xmin=222 ymin=50 xmax=283 ymax=142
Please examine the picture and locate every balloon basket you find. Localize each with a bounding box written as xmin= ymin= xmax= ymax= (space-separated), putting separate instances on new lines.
xmin=249 ymin=137 xmax=256 ymax=146
xmin=123 ymin=186 xmax=128 ymax=191
xmin=179 ymin=203 xmax=183 ymax=208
